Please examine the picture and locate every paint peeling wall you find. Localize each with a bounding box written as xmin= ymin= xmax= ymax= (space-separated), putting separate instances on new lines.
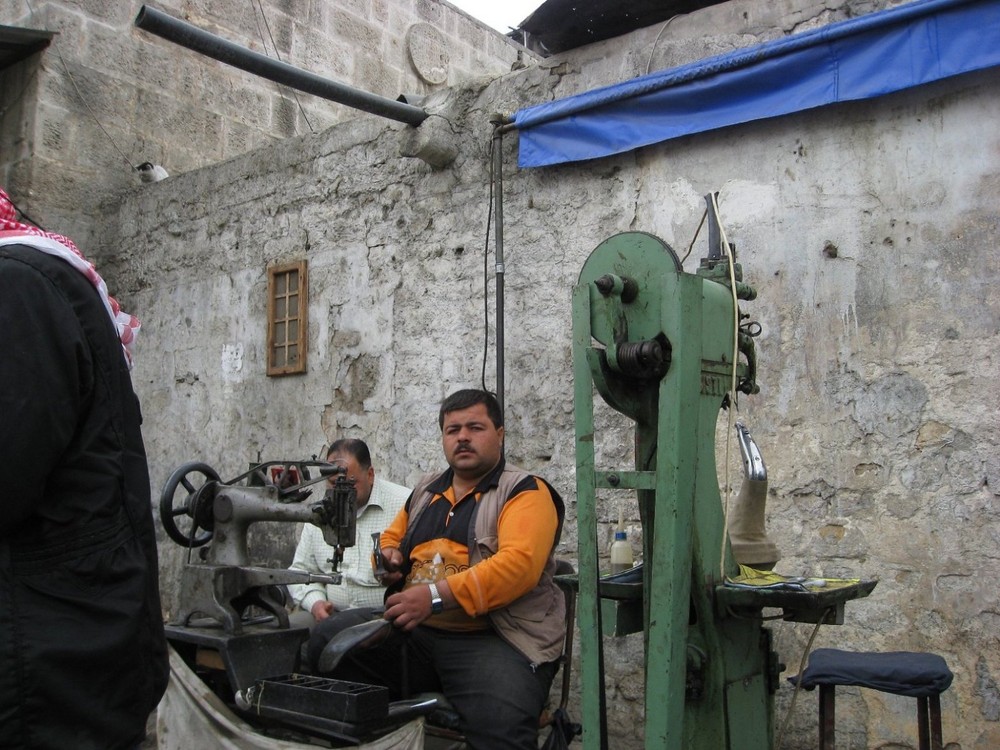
xmin=106 ymin=0 xmax=999 ymax=747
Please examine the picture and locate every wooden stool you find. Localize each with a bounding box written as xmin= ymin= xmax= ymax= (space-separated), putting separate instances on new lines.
xmin=789 ymin=648 xmax=953 ymax=750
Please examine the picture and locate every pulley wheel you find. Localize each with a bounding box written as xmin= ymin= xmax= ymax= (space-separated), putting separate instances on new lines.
xmin=159 ymin=462 xmax=220 ymax=547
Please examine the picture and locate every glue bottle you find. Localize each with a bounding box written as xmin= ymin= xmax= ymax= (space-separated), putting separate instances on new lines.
xmin=609 ymin=506 xmax=634 ymax=574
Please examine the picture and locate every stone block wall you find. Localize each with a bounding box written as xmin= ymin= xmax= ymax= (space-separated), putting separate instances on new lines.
xmin=14 ymin=0 xmax=1000 ymax=746
xmin=112 ymin=49 xmax=1000 ymax=750
xmin=0 ymin=0 xmax=527 ymax=255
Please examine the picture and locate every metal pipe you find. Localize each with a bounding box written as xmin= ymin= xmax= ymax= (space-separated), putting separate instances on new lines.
xmin=134 ymin=5 xmax=428 ymax=127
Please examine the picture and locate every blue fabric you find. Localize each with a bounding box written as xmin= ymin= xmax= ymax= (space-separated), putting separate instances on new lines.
xmin=514 ymin=0 xmax=1000 ymax=167
xmin=789 ymin=648 xmax=954 ymax=697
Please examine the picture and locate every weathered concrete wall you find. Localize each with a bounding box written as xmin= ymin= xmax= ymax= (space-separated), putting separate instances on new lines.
xmin=0 ymin=0 xmax=527 ymax=256
xmin=106 ymin=0 xmax=998 ymax=747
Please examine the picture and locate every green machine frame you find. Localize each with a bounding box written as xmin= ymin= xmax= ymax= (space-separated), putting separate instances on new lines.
xmin=572 ymin=221 xmax=775 ymax=750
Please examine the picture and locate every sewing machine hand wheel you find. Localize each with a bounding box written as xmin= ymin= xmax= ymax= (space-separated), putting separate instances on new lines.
xmin=159 ymin=462 xmax=220 ymax=547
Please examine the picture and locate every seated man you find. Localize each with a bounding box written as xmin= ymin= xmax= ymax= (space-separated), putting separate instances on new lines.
xmin=288 ymin=439 xmax=409 ymax=640
xmin=331 ymin=389 xmax=566 ymax=750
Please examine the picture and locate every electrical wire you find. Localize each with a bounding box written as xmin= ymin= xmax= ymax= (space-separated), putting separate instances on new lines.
xmin=0 ymin=65 xmax=39 ymax=121
xmin=4 ymin=191 xmax=46 ymax=229
xmin=707 ymin=194 xmax=817 ymax=750
xmin=644 ymin=14 xmax=685 ymax=76
xmin=250 ymin=0 xmax=315 ymax=134
xmin=24 ymin=0 xmax=318 ymax=180
xmin=775 ymin=612 xmax=829 ymax=750
xmin=708 ymin=192 xmax=741 ymax=581
xmin=480 ymin=134 xmax=495 ymax=393
xmin=680 ymin=207 xmax=707 ymax=265
xmin=25 ymin=0 xmax=138 ymax=173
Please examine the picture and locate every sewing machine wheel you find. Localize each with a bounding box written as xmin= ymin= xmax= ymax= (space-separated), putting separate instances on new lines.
xmin=160 ymin=462 xmax=220 ymax=547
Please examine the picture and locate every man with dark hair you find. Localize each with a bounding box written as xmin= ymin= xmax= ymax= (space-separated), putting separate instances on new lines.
xmin=0 ymin=187 xmax=168 ymax=749
xmin=368 ymin=388 xmax=566 ymax=749
xmin=288 ymin=438 xmax=409 ymax=623
xmin=436 ymin=387 xmax=504 ymax=431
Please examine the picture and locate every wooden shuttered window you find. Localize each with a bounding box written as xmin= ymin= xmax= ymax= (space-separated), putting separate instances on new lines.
xmin=267 ymin=260 xmax=307 ymax=376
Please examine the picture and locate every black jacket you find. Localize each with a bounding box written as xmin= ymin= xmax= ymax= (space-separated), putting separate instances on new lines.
xmin=0 ymin=244 xmax=168 ymax=749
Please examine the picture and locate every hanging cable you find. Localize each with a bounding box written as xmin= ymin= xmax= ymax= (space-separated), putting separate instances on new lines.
xmin=644 ymin=13 xmax=685 ymax=76
xmin=709 ymin=192 xmax=742 ymax=581
xmin=250 ymin=0 xmax=315 ymax=134
xmin=480 ymin=133 xmax=495 ymax=393
xmin=680 ymin=207 xmax=708 ymax=265
xmin=0 ymin=65 xmax=39 ymax=121
xmin=25 ymin=0 xmax=138 ymax=173
xmin=491 ymin=120 xmax=506 ymax=417
xmin=4 ymin=191 xmax=46 ymax=230
xmin=775 ymin=613 xmax=829 ymax=750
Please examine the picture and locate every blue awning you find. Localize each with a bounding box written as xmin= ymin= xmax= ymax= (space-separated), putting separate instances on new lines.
xmin=513 ymin=0 xmax=1000 ymax=168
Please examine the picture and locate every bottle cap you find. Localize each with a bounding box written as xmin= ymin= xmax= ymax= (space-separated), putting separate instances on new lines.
xmin=614 ymin=530 xmax=627 ymax=541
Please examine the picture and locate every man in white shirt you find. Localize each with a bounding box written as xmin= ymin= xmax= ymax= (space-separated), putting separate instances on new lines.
xmin=288 ymin=439 xmax=410 ymax=625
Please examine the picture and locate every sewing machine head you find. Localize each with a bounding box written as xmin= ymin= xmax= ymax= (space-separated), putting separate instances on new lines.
xmin=159 ymin=459 xmax=359 ymax=633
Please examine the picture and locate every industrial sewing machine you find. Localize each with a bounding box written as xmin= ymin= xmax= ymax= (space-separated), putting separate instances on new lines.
xmin=159 ymin=459 xmax=356 ymax=634
xmin=571 ymin=194 xmax=875 ymax=749
xmin=157 ymin=460 xmax=431 ymax=745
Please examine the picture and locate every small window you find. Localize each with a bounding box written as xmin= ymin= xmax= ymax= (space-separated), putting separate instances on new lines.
xmin=267 ymin=260 xmax=308 ymax=376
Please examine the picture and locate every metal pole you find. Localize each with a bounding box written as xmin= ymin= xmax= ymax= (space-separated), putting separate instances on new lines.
xmin=134 ymin=5 xmax=428 ymax=127
xmin=490 ymin=116 xmax=506 ymax=418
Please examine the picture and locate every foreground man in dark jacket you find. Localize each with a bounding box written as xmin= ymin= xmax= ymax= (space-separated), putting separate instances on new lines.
xmin=0 ymin=187 xmax=168 ymax=749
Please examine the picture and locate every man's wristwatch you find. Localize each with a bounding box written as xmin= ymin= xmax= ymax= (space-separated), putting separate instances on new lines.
xmin=428 ymin=582 xmax=444 ymax=615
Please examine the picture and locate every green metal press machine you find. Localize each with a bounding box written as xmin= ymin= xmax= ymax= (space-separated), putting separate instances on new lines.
xmin=570 ymin=195 xmax=874 ymax=749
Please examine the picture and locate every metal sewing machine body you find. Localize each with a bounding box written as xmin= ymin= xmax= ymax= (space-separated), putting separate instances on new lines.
xmin=159 ymin=459 xmax=358 ymax=635
xmin=157 ymin=461 xmax=446 ymax=744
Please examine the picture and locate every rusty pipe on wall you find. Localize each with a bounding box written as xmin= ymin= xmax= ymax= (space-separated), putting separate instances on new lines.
xmin=134 ymin=5 xmax=428 ymax=127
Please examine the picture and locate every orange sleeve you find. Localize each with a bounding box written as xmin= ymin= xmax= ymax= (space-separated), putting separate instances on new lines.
xmin=380 ymin=504 xmax=409 ymax=550
xmin=446 ymin=482 xmax=559 ymax=616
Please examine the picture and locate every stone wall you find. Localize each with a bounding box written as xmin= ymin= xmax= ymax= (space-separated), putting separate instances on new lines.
xmin=0 ymin=0 xmax=527 ymax=255
xmin=96 ymin=0 xmax=1000 ymax=747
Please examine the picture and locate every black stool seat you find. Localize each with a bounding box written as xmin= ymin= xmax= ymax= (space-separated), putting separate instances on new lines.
xmin=791 ymin=648 xmax=953 ymax=696
xmin=789 ymin=648 xmax=953 ymax=750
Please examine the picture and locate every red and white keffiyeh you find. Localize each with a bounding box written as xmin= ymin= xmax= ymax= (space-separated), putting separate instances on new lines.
xmin=0 ymin=187 xmax=140 ymax=368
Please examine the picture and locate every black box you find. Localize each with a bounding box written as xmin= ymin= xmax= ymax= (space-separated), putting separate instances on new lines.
xmin=249 ymin=674 xmax=389 ymax=723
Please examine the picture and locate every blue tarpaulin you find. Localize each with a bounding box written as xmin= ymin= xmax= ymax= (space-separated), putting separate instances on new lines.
xmin=513 ymin=0 xmax=1000 ymax=168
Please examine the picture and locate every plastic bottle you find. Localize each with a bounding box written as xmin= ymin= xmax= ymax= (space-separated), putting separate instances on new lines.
xmin=609 ymin=507 xmax=634 ymax=574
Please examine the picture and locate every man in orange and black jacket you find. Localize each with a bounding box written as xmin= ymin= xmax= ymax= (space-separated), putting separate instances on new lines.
xmin=344 ymin=389 xmax=565 ymax=750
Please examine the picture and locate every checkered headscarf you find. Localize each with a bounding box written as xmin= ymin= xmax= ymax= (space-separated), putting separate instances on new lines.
xmin=0 ymin=187 xmax=140 ymax=368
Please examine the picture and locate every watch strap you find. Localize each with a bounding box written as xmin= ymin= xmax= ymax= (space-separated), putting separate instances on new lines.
xmin=428 ymin=582 xmax=444 ymax=614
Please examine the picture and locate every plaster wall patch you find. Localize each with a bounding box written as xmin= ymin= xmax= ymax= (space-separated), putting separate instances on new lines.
xmin=407 ymin=23 xmax=449 ymax=85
